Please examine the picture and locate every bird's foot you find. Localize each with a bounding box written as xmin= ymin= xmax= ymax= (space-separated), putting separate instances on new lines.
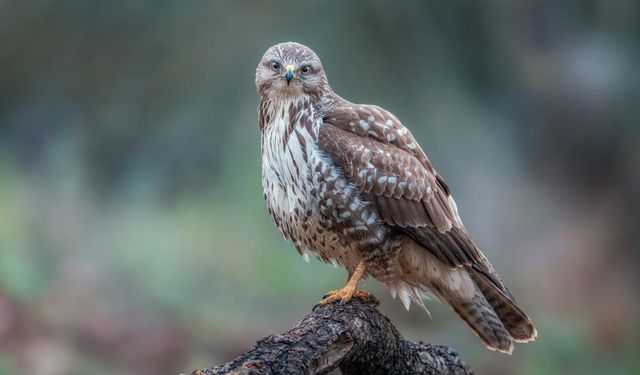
xmin=319 ymin=287 xmax=370 ymax=305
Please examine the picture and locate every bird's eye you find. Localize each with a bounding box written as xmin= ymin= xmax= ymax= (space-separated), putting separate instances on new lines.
xmin=271 ymin=61 xmax=281 ymax=71
xmin=300 ymin=65 xmax=311 ymax=75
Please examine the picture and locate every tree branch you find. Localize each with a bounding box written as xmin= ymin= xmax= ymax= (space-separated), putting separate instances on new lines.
xmin=191 ymin=295 xmax=473 ymax=374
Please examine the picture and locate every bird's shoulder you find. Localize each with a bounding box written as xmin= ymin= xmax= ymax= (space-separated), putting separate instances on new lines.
xmin=322 ymin=102 xmax=432 ymax=169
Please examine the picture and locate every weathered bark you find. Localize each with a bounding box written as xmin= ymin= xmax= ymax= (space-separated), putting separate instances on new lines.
xmin=190 ymin=295 xmax=473 ymax=375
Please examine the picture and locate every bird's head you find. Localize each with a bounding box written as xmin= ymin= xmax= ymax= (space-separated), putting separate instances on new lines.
xmin=256 ymin=42 xmax=330 ymax=100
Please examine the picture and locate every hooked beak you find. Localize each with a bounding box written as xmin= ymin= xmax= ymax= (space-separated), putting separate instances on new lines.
xmin=285 ymin=64 xmax=295 ymax=85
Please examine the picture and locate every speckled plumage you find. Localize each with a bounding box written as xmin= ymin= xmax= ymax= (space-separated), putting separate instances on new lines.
xmin=256 ymin=42 xmax=536 ymax=353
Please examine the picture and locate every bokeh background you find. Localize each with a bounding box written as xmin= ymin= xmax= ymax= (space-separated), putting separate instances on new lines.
xmin=1 ymin=1 xmax=639 ymax=374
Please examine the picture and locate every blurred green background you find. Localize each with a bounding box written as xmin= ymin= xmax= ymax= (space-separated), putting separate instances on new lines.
xmin=1 ymin=1 xmax=639 ymax=374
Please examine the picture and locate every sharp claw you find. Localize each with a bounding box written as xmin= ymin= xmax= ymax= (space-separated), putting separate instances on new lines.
xmin=319 ymin=289 xmax=369 ymax=306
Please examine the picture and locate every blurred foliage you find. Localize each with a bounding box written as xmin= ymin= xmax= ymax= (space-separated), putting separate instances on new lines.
xmin=0 ymin=1 xmax=639 ymax=374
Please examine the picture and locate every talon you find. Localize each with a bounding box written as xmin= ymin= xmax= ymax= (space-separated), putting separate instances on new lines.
xmin=352 ymin=290 xmax=371 ymax=300
xmin=319 ymin=289 xmax=341 ymax=305
xmin=318 ymin=288 xmax=370 ymax=305
xmin=318 ymin=260 xmax=368 ymax=306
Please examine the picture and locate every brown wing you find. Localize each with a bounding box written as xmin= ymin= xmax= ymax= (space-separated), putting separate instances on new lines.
xmin=320 ymin=103 xmax=492 ymax=273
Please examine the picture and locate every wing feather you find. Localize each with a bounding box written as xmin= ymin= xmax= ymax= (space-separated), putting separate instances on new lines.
xmin=319 ymin=102 xmax=500 ymax=280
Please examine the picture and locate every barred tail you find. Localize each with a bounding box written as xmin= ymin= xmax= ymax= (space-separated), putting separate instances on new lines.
xmin=449 ymin=292 xmax=514 ymax=353
xmin=469 ymin=270 xmax=537 ymax=343
xmin=446 ymin=270 xmax=537 ymax=354
xmin=396 ymin=241 xmax=537 ymax=353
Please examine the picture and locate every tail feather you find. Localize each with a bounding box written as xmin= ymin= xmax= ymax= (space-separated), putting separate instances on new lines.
xmin=469 ymin=270 xmax=537 ymax=342
xmin=396 ymin=239 xmax=536 ymax=352
xmin=433 ymin=269 xmax=537 ymax=353
xmin=449 ymin=292 xmax=514 ymax=354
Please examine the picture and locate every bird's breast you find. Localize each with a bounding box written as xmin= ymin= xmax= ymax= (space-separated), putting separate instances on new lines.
xmin=259 ymin=98 xmax=390 ymax=272
xmin=260 ymin=99 xmax=320 ymax=242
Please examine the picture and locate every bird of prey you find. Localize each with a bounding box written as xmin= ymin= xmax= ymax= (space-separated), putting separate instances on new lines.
xmin=255 ymin=42 xmax=536 ymax=353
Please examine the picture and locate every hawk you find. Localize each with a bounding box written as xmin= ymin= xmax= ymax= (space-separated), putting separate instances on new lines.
xmin=256 ymin=42 xmax=536 ymax=353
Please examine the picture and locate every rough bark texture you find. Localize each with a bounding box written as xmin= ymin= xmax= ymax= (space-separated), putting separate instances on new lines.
xmin=190 ymin=295 xmax=473 ymax=375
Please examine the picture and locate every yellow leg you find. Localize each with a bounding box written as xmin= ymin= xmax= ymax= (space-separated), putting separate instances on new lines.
xmin=319 ymin=260 xmax=369 ymax=305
